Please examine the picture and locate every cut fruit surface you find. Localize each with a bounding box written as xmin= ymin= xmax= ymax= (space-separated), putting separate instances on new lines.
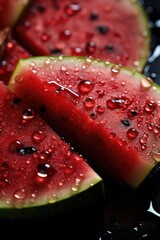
xmin=0 ymin=0 xmax=30 ymax=30
xmin=8 ymin=56 xmax=160 ymax=188
xmin=0 ymin=81 xmax=103 ymax=219
xmin=15 ymin=0 xmax=150 ymax=71
xmin=0 ymin=38 xmax=30 ymax=84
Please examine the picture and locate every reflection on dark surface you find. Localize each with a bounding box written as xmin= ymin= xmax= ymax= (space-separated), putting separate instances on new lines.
xmin=141 ymin=0 xmax=160 ymax=85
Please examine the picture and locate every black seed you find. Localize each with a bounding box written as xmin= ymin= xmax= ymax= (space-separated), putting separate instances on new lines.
xmin=96 ymin=25 xmax=109 ymax=34
xmin=105 ymin=44 xmax=114 ymax=51
xmin=121 ymin=119 xmax=131 ymax=127
xmin=40 ymin=105 xmax=46 ymax=112
xmin=18 ymin=146 xmax=37 ymax=155
xmin=89 ymin=12 xmax=99 ymax=21
xmin=90 ymin=113 xmax=96 ymax=119
xmin=51 ymin=48 xmax=62 ymax=55
xmin=38 ymin=4 xmax=46 ymax=12
xmin=130 ymin=110 xmax=138 ymax=116
xmin=12 ymin=97 xmax=22 ymax=105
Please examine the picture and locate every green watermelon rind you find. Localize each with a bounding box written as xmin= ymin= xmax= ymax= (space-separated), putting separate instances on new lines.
xmin=0 ymin=174 xmax=103 ymax=219
xmin=8 ymin=55 xmax=160 ymax=189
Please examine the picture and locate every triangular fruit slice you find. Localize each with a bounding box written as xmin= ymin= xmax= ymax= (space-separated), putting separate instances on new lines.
xmin=0 ymin=81 xmax=103 ymax=219
xmin=14 ymin=0 xmax=150 ymax=72
xmin=8 ymin=56 xmax=160 ymax=188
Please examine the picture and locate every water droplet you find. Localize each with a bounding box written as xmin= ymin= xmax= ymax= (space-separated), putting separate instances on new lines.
xmin=111 ymin=65 xmax=121 ymax=74
xmin=64 ymin=3 xmax=81 ymax=16
xmin=38 ymin=151 xmax=52 ymax=162
xmin=72 ymin=47 xmax=84 ymax=56
xmin=40 ymin=33 xmax=50 ymax=42
xmin=14 ymin=189 xmax=26 ymax=200
xmin=22 ymin=108 xmax=34 ymax=120
xmin=37 ymin=163 xmax=56 ymax=178
xmin=106 ymin=98 xmax=124 ymax=109
xmin=141 ymin=77 xmax=153 ymax=90
xmin=83 ymin=97 xmax=95 ymax=110
xmin=144 ymin=100 xmax=157 ymax=113
xmin=110 ymin=132 xmax=116 ymax=139
xmin=78 ymin=80 xmax=94 ymax=94
xmin=96 ymin=106 xmax=105 ymax=114
xmin=86 ymin=41 xmax=97 ymax=54
xmin=14 ymin=75 xmax=23 ymax=84
xmin=127 ymin=128 xmax=139 ymax=139
xmin=65 ymin=165 xmax=74 ymax=175
xmin=32 ymin=130 xmax=46 ymax=144
xmin=61 ymin=65 xmax=67 ymax=72
xmin=9 ymin=140 xmax=25 ymax=153
xmin=59 ymin=29 xmax=72 ymax=40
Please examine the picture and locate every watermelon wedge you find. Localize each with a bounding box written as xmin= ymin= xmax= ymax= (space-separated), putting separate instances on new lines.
xmin=14 ymin=0 xmax=150 ymax=72
xmin=0 ymin=81 xmax=103 ymax=219
xmin=0 ymin=0 xmax=30 ymax=30
xmin=8 ymin=56 xmax=160 ymax=188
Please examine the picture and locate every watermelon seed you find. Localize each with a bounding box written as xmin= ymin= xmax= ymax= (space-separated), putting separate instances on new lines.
xmin=96 ymin=25 xmax=109 ymax=34
xmin=51 ymin=48 xmax=62 ymax=55
xmin=90 ymin=113 xmax=97 ymax=119
xmin=127 ymin=128 xmax=139 ymax=139
xmin=89 ymin=12 xmax=99 ymax=21
xmin=18 ymin=146 xmax=37 ymax=155
xmin=78 ymin=80 xmax=94 ymax=94
xmin=105 ymin=44 xmax=114 ymax=52
xmin=121 ymin=119 xmax=131 ymax=127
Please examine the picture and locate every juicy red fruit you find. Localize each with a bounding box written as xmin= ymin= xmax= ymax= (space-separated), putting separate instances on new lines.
xmin=8 ymin=56 xmax=160 ymax=188
xmin=14 ymin=0 xmax=150 ymax=71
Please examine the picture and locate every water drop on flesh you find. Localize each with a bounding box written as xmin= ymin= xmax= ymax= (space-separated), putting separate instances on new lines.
xmin=78 ymin=80 xmax=94 ymax=94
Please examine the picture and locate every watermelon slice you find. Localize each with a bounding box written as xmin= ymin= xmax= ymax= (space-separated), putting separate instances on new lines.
xmin=0 ymin=0 xmax=30 ymax=30
xmin=0 ymin=38 xmax=30 ymax=84
xmin=14 ymin=0 xmax=150 ymax=72
xmin=8 ymin=56 xmax=160 ymax=188
xmin=0 ymin=81 xmax=103 ymax=219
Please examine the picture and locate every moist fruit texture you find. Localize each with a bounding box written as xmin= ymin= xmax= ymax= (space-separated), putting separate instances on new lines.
xmin=0 ymin=0 xmax=29 ymax=30
xmin=14 ymin=0 xmax=150 ymax=72
xmin=0 ymin=81 xmax=103 ymax=219
xmin=8 ymin=56 xmax=160 ymax=188
xmin=0 ymin=37 xmax=30 ymax=85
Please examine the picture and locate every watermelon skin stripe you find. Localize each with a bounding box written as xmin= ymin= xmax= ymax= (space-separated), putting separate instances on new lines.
xmin=8 ymin=56 xmax=160 ymax=188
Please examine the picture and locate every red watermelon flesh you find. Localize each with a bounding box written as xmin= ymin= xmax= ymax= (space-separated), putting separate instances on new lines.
xmin=8 ymin=56 xmax=160 ymax=188
xmin=0 ymin=38 xmax=30 ymax=84
xmin=0 ymin=0 xmax=30 ymax=30
xmin=0 ymin=81 xmax=103 ymax=217
xmin=15 ymin=0 xmax=150 ymax=72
